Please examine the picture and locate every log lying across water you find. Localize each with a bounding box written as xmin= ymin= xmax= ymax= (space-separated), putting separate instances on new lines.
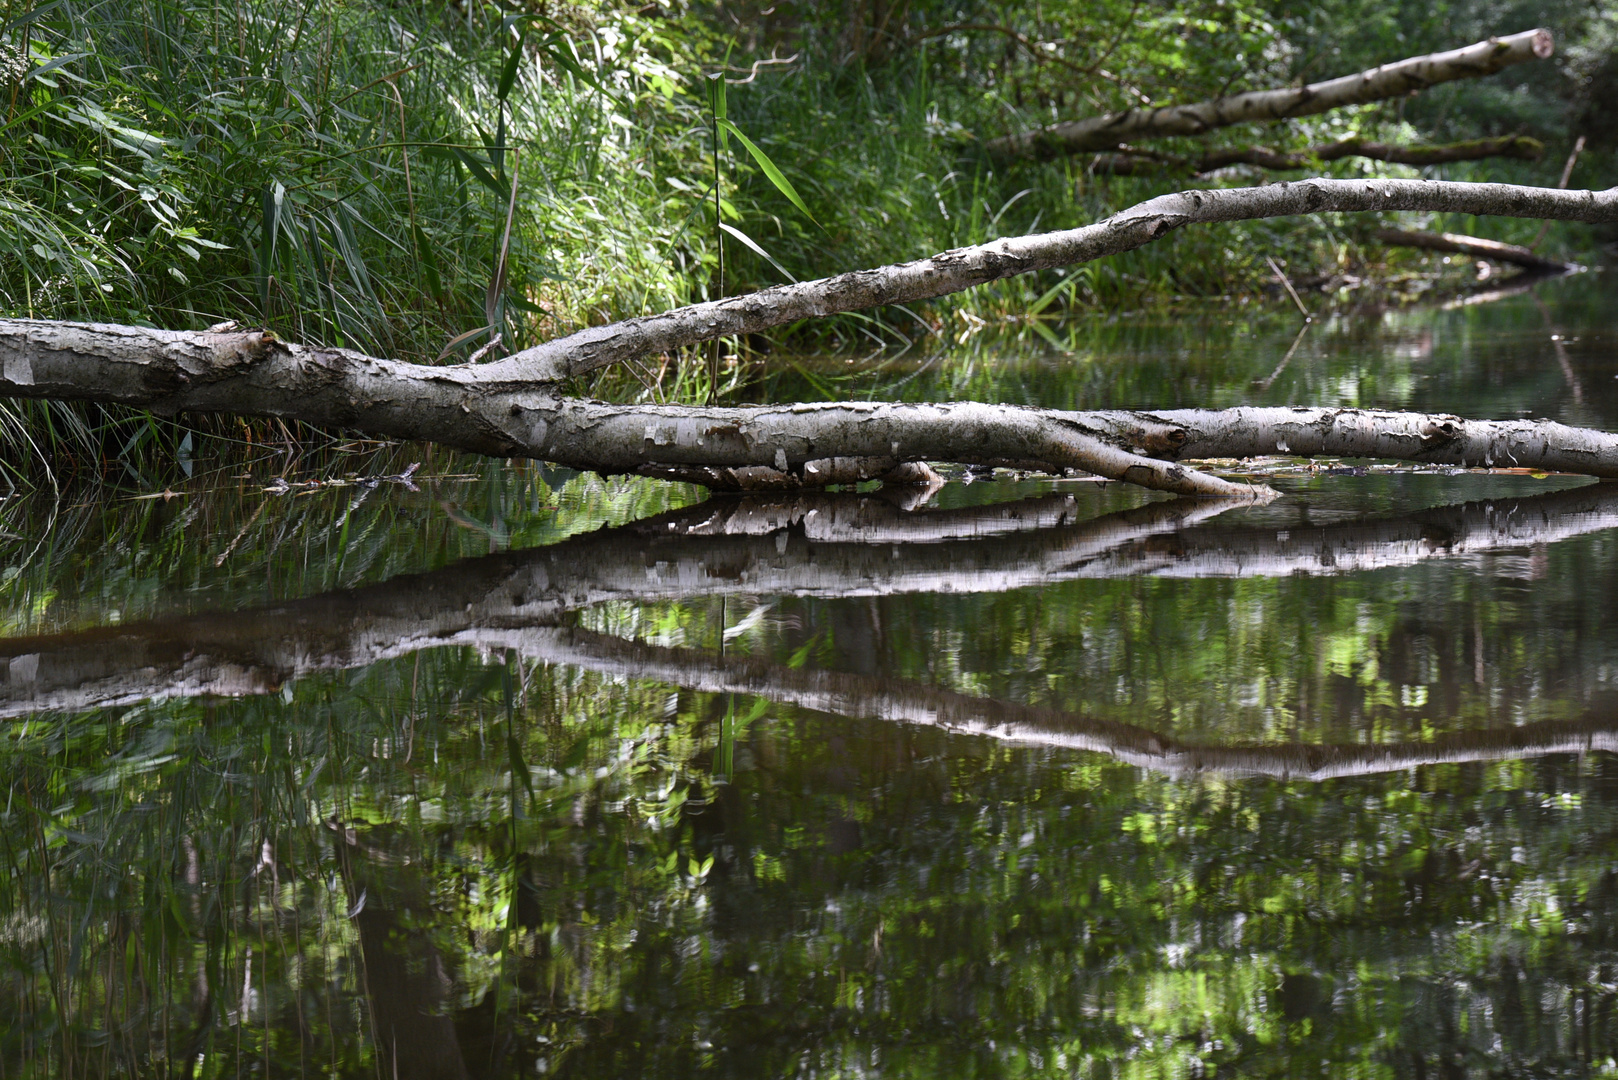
xmin=495 ymin=178 xmax=1614 ymax=381
xmin=990 ymin=29 xmax=1554 ymax=159
xmin=4 ymin=486 xmax=1618 ymax=778
xmin=3 ymin=179 xmax=1617 ymax=497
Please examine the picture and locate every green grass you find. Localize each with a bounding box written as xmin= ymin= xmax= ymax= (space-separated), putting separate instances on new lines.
xmin=0 ymin=0 xmax=726 ymax=476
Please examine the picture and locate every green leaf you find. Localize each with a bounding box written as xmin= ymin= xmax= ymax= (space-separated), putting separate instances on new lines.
xmin=507 ymin=734 xmax=536 ymax=804
xmin=537 ymin=33 xmax=603 ymax=92
xmin=448 ymin=147 xmax=507 ymax=198
xmin=1027 ymin=275 xmax=1075 ymax=318
xmin=3 ymin=1 xmax=63 ymax=33
xmin=717 ymin=119 xmax=815 ymax=224
xmin=496 ymin=34 xmax=525 ymax=102
xmin=1027 ymin=265 xmax=1094 ymax=318
xmin=412 ymin=222 xmax=445 ymax=300
xmin=707 ymin=72 xmax=726 ymax=122
xmin=22 ymin=52 xmax=88 ymax=83
xmin=718 ymin=222 xmax=797 ymax=283
xmin=436 ymin=324 xmax=492 ymax=362
xmin=261 ymin=181 xmax=284 ymax=265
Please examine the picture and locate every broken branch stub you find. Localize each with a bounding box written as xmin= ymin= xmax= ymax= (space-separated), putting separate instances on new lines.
xmin=990 ymin=29 xmax=1554 ymax=159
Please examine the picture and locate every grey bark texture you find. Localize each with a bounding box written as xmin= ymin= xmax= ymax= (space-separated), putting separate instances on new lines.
xmin=10 ymin=325 xmax=1618 ymax=497
xmin=494 ymin=178 xmax=1616 ymax=381
xmin=1 ymin=484 xmax=1614 ymax=719
xmin=990 ymin=29 xmax=1554 ymax=159
xmin=1375 ymin=227 xmax=1573 ymax=271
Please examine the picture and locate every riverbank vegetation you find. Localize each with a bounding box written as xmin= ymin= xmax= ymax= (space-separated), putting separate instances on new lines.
xmin=0 ymin=0 xmax=1614 ymax=477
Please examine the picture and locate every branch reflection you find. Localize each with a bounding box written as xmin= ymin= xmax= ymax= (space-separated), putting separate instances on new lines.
xmin=5 ymin=483 xmax=1618 ymax=778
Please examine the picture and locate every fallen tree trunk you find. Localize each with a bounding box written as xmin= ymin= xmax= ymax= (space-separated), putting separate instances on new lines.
xmin=10 ymin=327 xmax=1618 ymax=497
xmin=494 ymin=178 xmax=1615 ymax=381
xmin=990 ymin=29 xmax=1553 ymax=159
xmin=1375 ymin=227 xmax=1573 ymax=271
xmin=3 ymin=484 xmax=1615 ymax=718
xmin=5 ymin=178 xmax=1616 ymax=496
xmin=1091 ymin=135 xmax=1544 ymax=176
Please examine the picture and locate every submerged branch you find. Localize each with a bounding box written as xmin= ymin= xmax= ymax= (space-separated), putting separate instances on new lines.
xmin=1375 ymin=228 xmax=1573 ymax=271
xmin=2 ymin=484 xmax=1616 ymax=719
xmin=991 ymin=29 xmax=1554 ymax=159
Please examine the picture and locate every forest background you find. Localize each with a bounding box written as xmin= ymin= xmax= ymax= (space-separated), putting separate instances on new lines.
xmin=0 ymin=0 xmax=1613 ymax=477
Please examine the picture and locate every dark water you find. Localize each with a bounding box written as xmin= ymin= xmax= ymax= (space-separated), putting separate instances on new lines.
xmin=4 ymin=275 xmax=1618 ymax=1078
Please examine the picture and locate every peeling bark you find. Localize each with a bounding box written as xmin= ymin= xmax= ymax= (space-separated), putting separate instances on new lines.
xmin=990 ymin=29 xmax=1554 ymax=159
xmin=1135 ymin=406 xmax=1618 ymax=474
xmin=1375 ymin=228 xmax=1573 ymax=271
xmin=1090 ymin=135 xmax=1544 ymax=176
xmin=1 ymin=484 xmax=1614 ymax=719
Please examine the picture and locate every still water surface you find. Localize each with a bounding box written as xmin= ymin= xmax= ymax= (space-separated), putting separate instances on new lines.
xmin=3 ymin=275 xmax=1618 ymax=1077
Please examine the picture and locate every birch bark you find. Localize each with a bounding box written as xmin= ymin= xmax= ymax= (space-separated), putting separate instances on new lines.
xmin=3 ymin=179 xmax=1614 ymax=496
xmin=988 ymin=29 xmax=1554 ymax=159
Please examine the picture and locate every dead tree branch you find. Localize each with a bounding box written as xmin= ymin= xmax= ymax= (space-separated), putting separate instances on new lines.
xmin=1375 ymin=228 xmax=1572 ymax=271
xmin=491 ymin=179 xmax=1613 ymax=381
xmin=1090 ymin=135 xmax=1544 ymax=175
xmin=990 ymin=29 xmax=1553 ymax=159
xmin=8 ymin=340 xmax=1618 ymax=498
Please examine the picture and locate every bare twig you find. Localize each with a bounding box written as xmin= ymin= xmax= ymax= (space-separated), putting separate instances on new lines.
xmin=1266 ymin=256 xmax=1312 ymax=322
xmin=723 ymin=51 xmax=799 ymax=85
xmin=1529 ymin=135 xmax=1587 ymax=249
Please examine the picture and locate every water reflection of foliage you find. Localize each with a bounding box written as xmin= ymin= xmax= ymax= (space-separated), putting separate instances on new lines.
xmin=0 ymin=459 xmax=703 ymax=636
xmin=755 ymin=272 xmax=1617 ymax=428
xmin=5 ymin=483 xmax=1618 ymax=1074
xmin=3 ymin=651 xmax=1616 ymax=1076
